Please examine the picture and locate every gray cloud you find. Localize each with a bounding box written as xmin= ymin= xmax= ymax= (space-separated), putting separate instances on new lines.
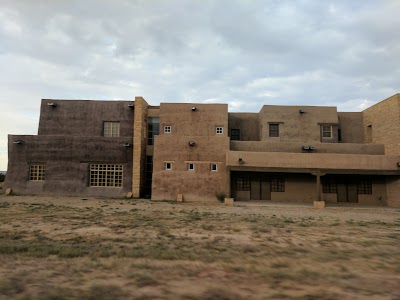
xmin=0 ymin=0 xmax=399 ymax=170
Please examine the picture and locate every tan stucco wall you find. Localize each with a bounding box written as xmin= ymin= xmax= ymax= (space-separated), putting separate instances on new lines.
xmin=387 ymin=177 xmax=400 ymax=207
xmin=338 ymin=112 xmax=364 ymax=143
xmin=228 ymin=113 xmax=260 ymax=141
xmin=230 ymin=141 xmax=384 ymax=155
xmin=363 ymin=94 xmax=400 ymax=155
xmin=227 ymin=151 xmax=400 ymax=173
xmin=152 ymin=103 xmax=229 ymax=201
xmin=259 ymin=105 xmax=339 ymax=143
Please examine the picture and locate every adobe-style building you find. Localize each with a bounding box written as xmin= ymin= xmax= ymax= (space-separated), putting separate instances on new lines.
xmin=4 ymin=94 xmax=400 ymax=207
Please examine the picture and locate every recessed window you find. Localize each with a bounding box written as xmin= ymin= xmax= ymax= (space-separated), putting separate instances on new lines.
xmin=237 ymin=176 xmax=250 ymax=191
xmin=269 ymin=124 xmax=279 ymax=137
xmin=358 ymin=180 xmax=372 ymax=194
xmin=188 ymin=163 xmax=195 ymax=171
xmin=29 ymin=164 xmax=46 ymax=181
xmin=90 ymin=164 xmax=123 ymax=187
xmin=147 ymin=117 xmax=160 ymax=145
xmin=211 ymin=163 xmax=218 ymax=172
xmin=230 ymin=129 xmax=240 ymax=140
xmin=322 ymin=178 xmax=337 ymax=193
xmin=216 ymin=127 xmax=223 ymax=134
xmin=104 ymin=122 xmax=120 ymax=137
xmin=165 ymin=162 xmax=172 ymax=170
xmin=322 ymin=125 xmax=332 ymax=138
xmin=271 ymin=178 xmax=285 ymax=192
xmin=164 ymin=126 xmax=172 ymax=133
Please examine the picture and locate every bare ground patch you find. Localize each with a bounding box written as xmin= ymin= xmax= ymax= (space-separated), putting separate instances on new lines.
xmin=0 ymin=195 xmax=400 ymax=299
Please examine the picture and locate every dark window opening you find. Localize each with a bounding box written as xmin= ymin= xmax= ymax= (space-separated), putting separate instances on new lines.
xmin=269 ymin=124 xmax=279 ymax=137
xmin=271 ymin=178 xmax=285 ymax=192
xmin=322 ymin=178 xmax=337 ymax=193
xmin=147 ymin=117 xmax=160 ymax=145
xmin=237 ymin=176 xmax=250 ymax=191
xmin=230 ymin=129 xmax=240 ymax=140
xmin=358 ymin=180 xmax=372 ymax=194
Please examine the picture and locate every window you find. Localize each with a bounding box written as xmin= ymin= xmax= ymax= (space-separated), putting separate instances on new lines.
xmin=90 ymin=164 xmax=123 ymax=187
xmin=147 ymin=117 xmax=160 ymax=145
xmin=322 ymin=125 xmax=332 ymax=138
xmin=165 ymin=162 xmax=172 ymax=170
xmin=358 ymin=180 xmax=372 ymax=194
xmin=230 ymin=129 xmax=240 ymax=140
xmin=104 ymin=122 xmax=120 ymax=137
xmin=271 ymin=178 xmax=285 ymax=192
xmin=237 ymin=176 xmax=250 ymax=191
xmin=216 ymin=127 xmax=223 ymax=134
xmin=211 ymin=163 xmax=218 ymax=172
xmin=164 ymin=126 xmax=171 ymax=133
xmin=188 ymin=163 xmax=195 ymax=171
xmin=269 ymin=124 xmax=279 ymax=137
xmin=30 ymin=165 xmax=46 ymax=181
xmin=322 ymin=178 xmax=337 ymax=193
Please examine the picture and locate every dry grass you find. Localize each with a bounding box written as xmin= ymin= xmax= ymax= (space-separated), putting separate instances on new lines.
xmin=0 ymin=195 xmax=400 ymax=299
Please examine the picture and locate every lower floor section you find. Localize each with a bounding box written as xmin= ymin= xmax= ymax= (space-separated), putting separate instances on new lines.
xmin=231 ymin=172 xmax=394 ymax=206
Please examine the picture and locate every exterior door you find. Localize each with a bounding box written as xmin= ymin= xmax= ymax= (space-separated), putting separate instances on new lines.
xmin=251 ymin=178 xmax=271 ymax=200
xmin=337 ymin=183 xmax=358 ymax=203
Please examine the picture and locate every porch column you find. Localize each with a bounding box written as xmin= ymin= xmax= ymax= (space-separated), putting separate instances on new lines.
xmin=311 ymin=171 xmax=325 ymax=202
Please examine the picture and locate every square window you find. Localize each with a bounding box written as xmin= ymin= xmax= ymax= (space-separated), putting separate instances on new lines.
xmin=358 ymin=180 xmax=372 ymax=194
xmin=188 ymin=163 xmax=195 ymax=171
xmin=89 ymin=164 xmax=123 ymax=187
xmin=322 ymin=125 xmax=332 ymax=138
xmin=165 ymin=162 xmax=172 ymax=170
xmin=216 ymin=127 xmax=223 ymax=134
xmin=269 ymin=124 xmax=279 ymax=137
xmin=211 ymin=163 xmax=218 ymax=171
xmin=29 ymin=164 xmax=46 ymax=181
xmin=164 ymin=126 xmax=172 ymax=133
xmin=104 ymin=122 xmax=120 ymax=137
xmin=271 ymin=178 xmax=285 ymax=192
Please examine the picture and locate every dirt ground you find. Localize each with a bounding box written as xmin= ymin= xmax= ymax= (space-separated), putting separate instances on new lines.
xmin=0 ymin=195 xmax=399 ymax=300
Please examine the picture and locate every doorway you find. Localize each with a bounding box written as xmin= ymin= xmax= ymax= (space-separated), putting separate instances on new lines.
xmin=337 ymin=183 xmax=358 ymax=203
xmin=250 ymin=177 xmax=271 ymax=200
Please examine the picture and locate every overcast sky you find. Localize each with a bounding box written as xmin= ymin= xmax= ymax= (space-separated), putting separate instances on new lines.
xmin=1 ymin=0 xmax=399 ymax=170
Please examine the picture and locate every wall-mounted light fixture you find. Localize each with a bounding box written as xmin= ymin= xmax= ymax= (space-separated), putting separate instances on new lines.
xmin=47 ymin=102 xmax=56 ymax=107
xmin=397 ymin=162 xmax=400 ymax=168
xmin=191 ymin=107 xmax=197 ymax=111
xmin=238 ymin=158 xmax=245 ymax=164
xmin=128 ymin=103 xmax=134 ymax=108
xmin=13 ymin=140 xmax=24 ymax=144
xmin=123 ymin=143 xmax=132 ymax=147
xmin=302 ymin=146 xmax=315 ymax=151
xmin=299 ymin=109 xmax=305 ymax=114
xmin=188 ymin=141 xmax=195 ymax=146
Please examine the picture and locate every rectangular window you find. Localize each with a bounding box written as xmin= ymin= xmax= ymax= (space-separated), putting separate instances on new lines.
xmin=29 ymin=164 xmax=46 ymax=181
xmin=164 ymin=126 xmax=171 ymax=133
xmin=188 ymin=163 xmax=195 ymax=171
xmin=269 ymin=124 xmax=279 ymax=137
xmin=322 ymin=178 xmax=337 ymax=193
xmin=104 ymin=122 xmax=120 ymax=137
xmin=271 ymin=178 xmax=285 ymax=192
xmin=147 ymin=117 xmax=160 ymax=145
xmin=322 ymin=125 xmax=332 ymax=138
xmin=237 ymin=176 xmax=250 ymax=191
xmin=358 ymin=180 xmax=372 ymax=194
xmin=216 ymin=127 xmax=223 ymax=134
xmin=230 ymin=129 xmax=240 ymax=140
xmin=165 ymin=162 xmax=172 ymax=170
xmin=90 ymin=164 xmax=123 ymax=187
xmin=211 ymin=163 xmax=218 ymax=172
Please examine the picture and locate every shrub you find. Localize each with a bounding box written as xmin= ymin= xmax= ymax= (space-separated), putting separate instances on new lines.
xmin=215 ymin=192 xmax=226 ymax=203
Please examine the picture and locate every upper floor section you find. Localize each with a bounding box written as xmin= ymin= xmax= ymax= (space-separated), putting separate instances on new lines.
xmin=38 ymin=99 xmax=135 ymax=137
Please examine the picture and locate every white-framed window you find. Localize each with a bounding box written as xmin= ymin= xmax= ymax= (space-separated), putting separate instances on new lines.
xmin=30 ymin=164 xmax=46 ymax=181
xmin=322 ymin=125 xmax=332 ymax=138
xmin=211 ymin=163 xmax=218 ymax=172
xmin=216 ymin=127 xmax=223 ymax=134
xmin=104 ymin=122 xmax=120 ymax=137
xmin=90 ymin=164 xmax=123 ymax=187
xmin=165 ymin=162 xmax=172 ymax=170
xmin=164 ymin=126 xmax=172 ymax=133
xmin=187 ymin=163 xmax=195 ymax=171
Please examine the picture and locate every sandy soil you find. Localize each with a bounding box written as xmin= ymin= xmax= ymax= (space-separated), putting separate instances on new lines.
xmin=0 ymin=194 xmax=399 ymax=299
